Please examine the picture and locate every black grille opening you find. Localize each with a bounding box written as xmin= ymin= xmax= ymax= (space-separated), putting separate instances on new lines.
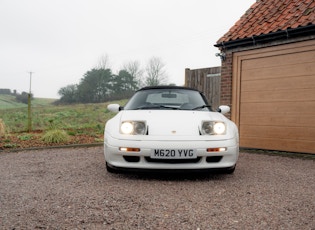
xmin=206 ymin=156 xmax=223 ymax=163
xmin=145 ymin=157 xmax=201 ymax=164
xmin=123 ymin=156 xmax=140 ymax=162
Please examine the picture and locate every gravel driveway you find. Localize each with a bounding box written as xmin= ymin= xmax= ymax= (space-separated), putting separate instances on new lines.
xmin=0 ymin=146 xmax=314 ymax=229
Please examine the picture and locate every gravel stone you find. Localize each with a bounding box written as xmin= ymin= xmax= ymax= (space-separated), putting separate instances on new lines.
xmin=0 ymin=147 xmax=314 ymax=229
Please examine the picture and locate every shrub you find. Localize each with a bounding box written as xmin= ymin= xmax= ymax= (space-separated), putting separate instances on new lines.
xmin=16 ymin=92 xmax=33 ymax=104
xmin=4 ymin=143 xmax=18 ymax=148
xmin=42 ymin=129 xmax=69 ymax=143
xmin=18 ymin=134 xmax=33 ymax=141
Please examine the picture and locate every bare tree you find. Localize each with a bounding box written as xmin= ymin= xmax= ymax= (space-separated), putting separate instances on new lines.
xmin=144 ymin=57 xmax=168 ymax=86
xmin=123 ymin=60 xmax=144 ymax=88
xmin=96 ymin=54 xmax=111 ymax=70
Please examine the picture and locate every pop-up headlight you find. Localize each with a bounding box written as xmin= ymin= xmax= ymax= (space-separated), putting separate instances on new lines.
xmin=120 ymin=121 xmax=147 ymax=135
xmin=201 ymin=121 xmax=226 ymax=135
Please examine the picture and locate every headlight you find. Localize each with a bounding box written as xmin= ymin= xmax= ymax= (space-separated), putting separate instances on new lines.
xmin=201 ymin=121 xmax=226 ymax=135
xmin=213 ymin=122 xmax=226 ymax=135
xmin=120 ymin=121 xmax=147 ymax=135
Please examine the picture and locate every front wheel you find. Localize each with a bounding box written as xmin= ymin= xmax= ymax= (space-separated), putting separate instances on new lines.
xmin=106 ymin=162 xmax=118 ymax=173
xmin=224 ymin=165 xmax=236 ymax=174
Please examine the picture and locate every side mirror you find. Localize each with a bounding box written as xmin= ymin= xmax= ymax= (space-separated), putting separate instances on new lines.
xmin=107 ymin=104 xmax=121 ymax=113
xmin=218 ymin=105 xmax=230 ymax=115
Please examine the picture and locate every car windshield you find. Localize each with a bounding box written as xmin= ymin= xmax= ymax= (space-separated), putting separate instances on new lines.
xmin=123 ymin=88 xmax=212 ymax=111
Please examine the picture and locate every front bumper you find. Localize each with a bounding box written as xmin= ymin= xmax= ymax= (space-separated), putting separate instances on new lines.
xmin=104 ymin=134 xmax=239 ymax=170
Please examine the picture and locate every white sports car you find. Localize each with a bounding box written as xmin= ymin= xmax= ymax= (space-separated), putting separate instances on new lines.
xmin=104 ymin=86 xmax=239 ymax=174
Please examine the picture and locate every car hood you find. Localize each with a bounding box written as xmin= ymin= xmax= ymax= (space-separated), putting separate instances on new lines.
xmin=118 ymin=110 xmax=225 ymax=136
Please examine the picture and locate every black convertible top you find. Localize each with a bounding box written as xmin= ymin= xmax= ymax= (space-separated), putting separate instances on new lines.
xmin=137 ymin=85 xmax=200 ymax=92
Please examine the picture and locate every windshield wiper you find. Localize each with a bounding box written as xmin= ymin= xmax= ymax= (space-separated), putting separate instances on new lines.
xmin=135 ymin=105 xmax=179 ymax=110
xmin=158 ymin=105 xmax=180 ymax=110
xmin=134 ymin=106 xmax=156 ymax=110
xmin=192 ymin=105 xmax=212 ymax=110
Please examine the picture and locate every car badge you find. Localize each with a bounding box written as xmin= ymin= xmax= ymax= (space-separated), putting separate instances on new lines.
xmin=171 ymin=130 xmax=176 ymax=134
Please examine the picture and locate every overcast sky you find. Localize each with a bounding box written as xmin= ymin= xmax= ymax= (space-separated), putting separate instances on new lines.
xmin=0 ymin=0 xmax=255 ymax=98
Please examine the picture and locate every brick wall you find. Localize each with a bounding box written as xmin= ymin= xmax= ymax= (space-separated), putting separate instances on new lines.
xmin=219 ymin=52 xmax=233 ymax=119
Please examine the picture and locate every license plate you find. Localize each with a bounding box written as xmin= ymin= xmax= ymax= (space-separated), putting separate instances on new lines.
xmin=151 ymin=149 xmax=196 ymax=159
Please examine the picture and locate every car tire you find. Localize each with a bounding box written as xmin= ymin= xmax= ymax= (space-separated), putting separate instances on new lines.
xmin=224 ymin=165 xmax=236 ymax=174
xmin=106 ymin=162 xmax=117 ymax=173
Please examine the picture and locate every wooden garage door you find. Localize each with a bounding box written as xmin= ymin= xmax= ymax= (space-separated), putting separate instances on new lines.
xmin=232 ymin=40 xmax=315 ymax=154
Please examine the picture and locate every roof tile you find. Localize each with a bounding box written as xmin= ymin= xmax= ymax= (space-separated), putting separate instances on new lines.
xmin=217 ymin=0 xmax=315 ymax=43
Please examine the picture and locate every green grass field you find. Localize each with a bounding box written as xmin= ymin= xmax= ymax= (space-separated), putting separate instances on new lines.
xmin=0 ymin=95 xmax=127 ymax=135
xmin=0 ymin=95 xmax=57 ymax=109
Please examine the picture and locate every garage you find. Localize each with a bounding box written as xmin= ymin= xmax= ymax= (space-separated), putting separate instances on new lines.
xmin=232 ymin=40 xmax=315 ymax=153
xmin=212 ymin=0 xmax=315 ymax=154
